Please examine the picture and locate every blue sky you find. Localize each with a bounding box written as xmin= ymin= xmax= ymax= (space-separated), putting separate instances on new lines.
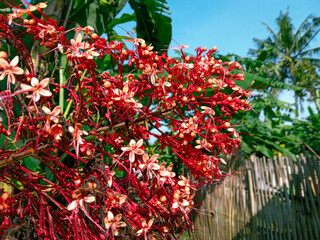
xmin=119 ymin=0 xmax=320 ymax=57
xmin=167 ymin=0 xmax=320 ymax=57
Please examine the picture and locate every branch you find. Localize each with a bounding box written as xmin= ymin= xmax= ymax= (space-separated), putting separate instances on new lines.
xmin=0 ymin=144 xmax=49 ymax=169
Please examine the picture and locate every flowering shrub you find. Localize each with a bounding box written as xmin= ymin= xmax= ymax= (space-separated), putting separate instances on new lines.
xmin=0 ymin=2 xmax=250 ymax=239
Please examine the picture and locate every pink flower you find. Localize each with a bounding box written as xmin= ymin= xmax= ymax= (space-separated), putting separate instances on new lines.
xmin=20 ymin=77 xmax=52 ymax=102
xmin=127 ymin=38 xmax=145 ymax=46
xmin=154 ymin=77 xmax=172 ymax=93
xmin=170 ymin=45 xmax=189 ymax=50
xmin=195 ymin=139 xmax=212 ymax=151
xmin=70 ymin=34 xmax=90 ymax=51
xmin=42 ymin=106 xmax=61 ymax=124
xmin=201 ymin=106 xmax=215 ymax=118
xmin=121 ymin=139 xmax=144 ymax=162
xmin=104 ymin=211 xmax=126 ymax=236
xmin=79 ymin=48 xmax=100 ymax=59
xmin=181 ymin=118 xmax=198 ymax=134
xmin=7 ymin=3 xmax=47 ymax=25
xmin=105 ymin=166 xmax=115 ymax=187
xmin=113 ymin=84 xmax=143 ymax=109
xmin=69 ymin=124 xmax=88 ymax=145
xmin=67 ymin=195 xmax=95 ymax=211
xmin=144 ymin=64 xmax=162 ymax=85
xmin=136 ymin=219 xmax=153 ymax=240
xmin=139 ymin=154 xmax=161 ymax=179
xmin=172 ymin=198 xmax=189 ymax=209
xmin=49 ymin=123 xmax=63 ymax=142
xmin=159 ymin=164 xmax=176 ymax=185
xmin=177 ymin=175 xmax=194 ymax=193
xmin=27 ymin=2 xmax=47 ymax=12
xmin=68 ymin=123 xmax=88 ymax=158
xmin=0 ymin=56 xmax=24 ymax=84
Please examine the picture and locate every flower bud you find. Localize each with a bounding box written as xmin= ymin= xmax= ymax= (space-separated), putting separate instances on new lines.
xmin=103 ymin=81 xmax=111 ymax=88
xmin=91 ymin=33 xmax=99 ymax=40
xmin=0 ymin=51 xmax=8 ymax=59
xmin=1 ymin=192 xmax=9 ymax=201
xmin=160 ymin=195 xmax=167 ymax=202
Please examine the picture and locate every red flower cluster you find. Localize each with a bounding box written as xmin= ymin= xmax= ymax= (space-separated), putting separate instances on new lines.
xmin=0 ymin=2 xmax=251 ymax=239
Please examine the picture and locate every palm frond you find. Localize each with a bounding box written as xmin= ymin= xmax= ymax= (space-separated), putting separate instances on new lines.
xmin=300 ymin=46 xmax=320 ymax=58
xmin=296 ymin=17 xmax=320 ymax=55
xmin=261 ymin=21 xmax=278 ymax=41
xmin=301 ymin=58 xmax=320 ymax=64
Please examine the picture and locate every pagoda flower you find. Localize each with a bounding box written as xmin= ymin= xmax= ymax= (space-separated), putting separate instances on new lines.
xmin=154 ymin=76 xmax=172 ymax=93
xmin=42 ymin=106 xmax=61 ymax=124
xmin=105 ymin=166 xmax=115 ymax=187
xmin=136 ymin=219 xmax=153 ymax=240
xmin=27 ymin=2 xmax=47 ymax=11
xmin=37 ymin=22 xmax=58 ymax=39
xmin=0 ymin=56 xmax=24 ymax=86
xmin=49 ymin=123 xmax=63 ymax=142
xmin=70 ymin=33 xmax=90 ymax=51
xmin=42 ymin=106 xmax=62 ymax=136
xmin=74 ymin=25 xmax=94 ymax=34
xmin=104 ymin=211 xmax=126 ymax=236
xmin=227 ymin=127 xmax=241 ymax=140
xmin=170 ymin=44 xmax=189 ymax=50
xmin=181 ymin=118 xmax=198 ymax=134
xmin=172 ymin=190 xmax=189 ymax=210
xmin=121 ymin=139 xmax=144 ymax=163
xmin=178 ymin=175 xmax=195 ymax=194
xmin=20 ymin=77 xmax=52 ymax=102
xmin=195 ymin=139 xmax=212 ymax=151
xmin=113 ymin=85 xmax=128 ymax=101
xmin=67 ymin=195 xmax=95 ymax=211
xmin=113 ymin=84 xmax=142 ymax=109
xmin=173 ymin=62 xmax=194 ymax=70
xmin=105 ymin=190 xmax=127 ymax=208
xmin=68 ymin=123 xmax=88 ymax=159
xmin=200 ymin=106 xmax=215 ymax=118
xmin=7 ymin=2 xmax=47 ymax=24
xmin=172 ymin=197 xmax=190 ymax=210
xmin=127 ymin=37 xmax=145 ymax=46
xmin=219 ymin=158 xmax=227 ymax=165
xmin=75 ymin=48 xmax=100 ymax=60
xmin=144 ymin=63 xmax=162 ymax=85
xmin=139 ymin=154 xmax=161 ymax=179
xmin=159 ymin=163 xmax=176 ymax=185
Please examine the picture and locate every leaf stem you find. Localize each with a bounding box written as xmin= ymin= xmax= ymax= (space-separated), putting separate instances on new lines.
xmin=63 ymin=70 xmax=87 ymax=119
xmin=59 ymin=66 xmax=65 ymax=111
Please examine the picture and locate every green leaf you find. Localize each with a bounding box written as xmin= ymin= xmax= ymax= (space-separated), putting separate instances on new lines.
xmin=22 ymin=156 xmax=41 ymax=172
xmin=129 ymin=0 xmax=172 ymax=52
xmin=11 ymin=179 xmax=24 ymax=190
xmin=45 ymin=166 xmax=55 ymax=182
xmin=235 ymin=72 xmax=268 ymax=90
xmin=245 ymin=109 xmax=259 ymax=129
xmin=256 ymin=145 xmax=274 ymax=158
xmin=69 ymin=0 xmax=129 ymax=36
xmin=240 ymin=141 xmax=254 ymax=154
xmin=108 ymin=13 xmax=136 ymax=30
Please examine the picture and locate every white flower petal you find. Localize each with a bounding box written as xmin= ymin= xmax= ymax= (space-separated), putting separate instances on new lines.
xmin=10 ymin=56 xmax=19 ymax=66
xmin=39 ymin=89 xmax=52 ymax=97
xmin=31 ymin=77 xmax=39 ymax=86
xmin=67 ymin=200 xmax=78 ymax=211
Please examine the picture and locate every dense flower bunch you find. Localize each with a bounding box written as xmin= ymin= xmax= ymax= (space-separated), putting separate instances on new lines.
xmin=0 ymin=2 xmax=251 ymax=239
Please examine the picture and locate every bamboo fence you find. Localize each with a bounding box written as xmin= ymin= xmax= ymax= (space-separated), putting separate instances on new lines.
xmin=192 ymin=153 xmax=320 ymax=240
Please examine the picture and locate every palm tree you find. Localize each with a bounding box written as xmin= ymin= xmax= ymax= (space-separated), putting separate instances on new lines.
xmin=249 ymin=11 xmax=320 ymax=117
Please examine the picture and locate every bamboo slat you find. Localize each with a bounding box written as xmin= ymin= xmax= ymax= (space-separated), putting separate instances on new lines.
xmin=192 ymin=153 xmax=320 ymax=240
